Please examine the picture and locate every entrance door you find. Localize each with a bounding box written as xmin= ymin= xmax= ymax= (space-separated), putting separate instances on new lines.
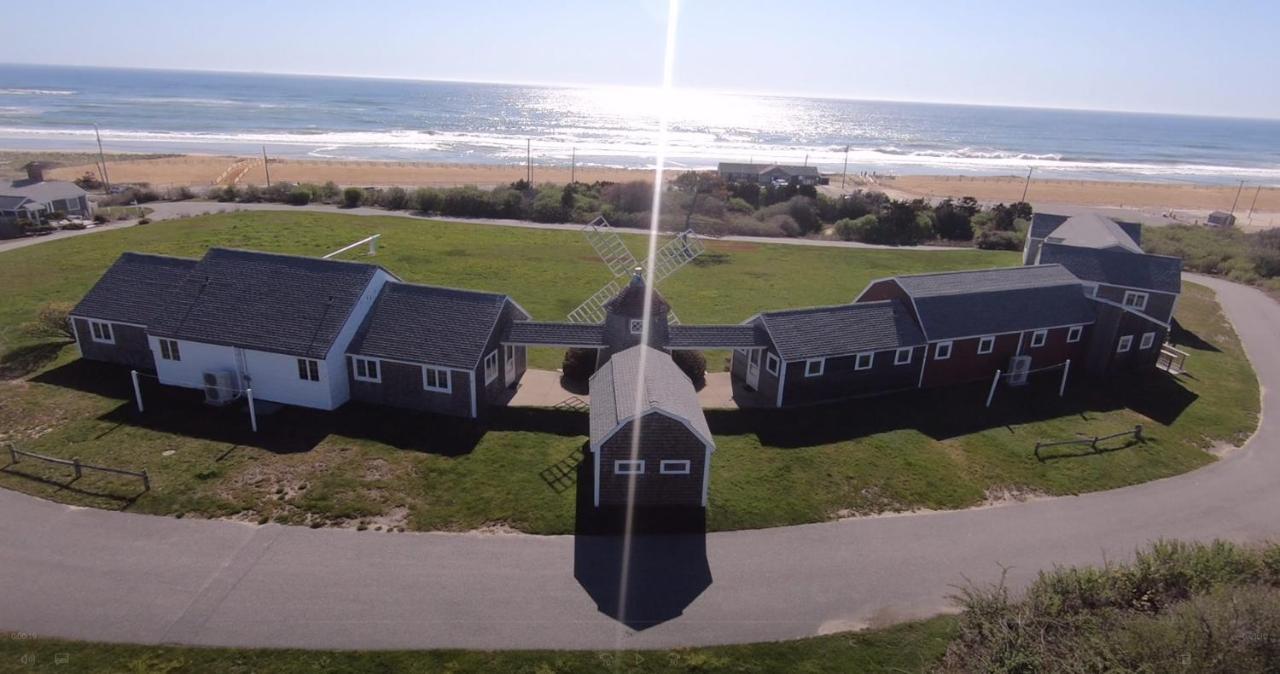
xmin=746 ymin=349 xmax=761 ymax=389
xmin=504 ymin=344 xmax=517 ymax=387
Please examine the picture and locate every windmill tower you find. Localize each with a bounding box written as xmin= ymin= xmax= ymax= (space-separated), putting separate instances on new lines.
xmin=568 ymin=216 xmax=706 ymax=325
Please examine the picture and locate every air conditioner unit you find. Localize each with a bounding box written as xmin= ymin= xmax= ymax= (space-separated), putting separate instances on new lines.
xmin=202 ymin=370 xmax=238 ymax=406
xmin=1007 ymin=356 xmax=1032 ymax=387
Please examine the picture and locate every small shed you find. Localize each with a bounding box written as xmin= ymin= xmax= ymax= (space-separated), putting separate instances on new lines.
xmin=588 ymin=345 xmax=713 ymax=508
xmin=1207 ymin=211 xmax=1236 ymax=228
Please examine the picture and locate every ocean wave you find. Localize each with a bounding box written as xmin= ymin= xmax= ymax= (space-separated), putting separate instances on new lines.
xmin=0 ymin=88 xmax=76 ymax=96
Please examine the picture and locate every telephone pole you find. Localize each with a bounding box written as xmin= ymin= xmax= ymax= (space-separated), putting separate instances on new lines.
xmin=840 ymin=144 xmax=850 ymax=190
xmin=570 ymin=146 xmax=576 ymax=184
xmin=1229 ymin=180 xmax=1245 ymax=216
xmin=261 ymin=145 xmax=272 ymax=187
xmin=1020 ymin=167 xmax=1033 ymax=203
xmin=526 ymin=139 xmax=532 ymax=185
xmin=93 ymin=123 xmax=111 ymax=192
xmin=1248 ymin=184 xmax=1262 ymax=219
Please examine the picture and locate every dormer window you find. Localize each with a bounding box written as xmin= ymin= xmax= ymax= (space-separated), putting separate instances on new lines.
xmin=629 ymin=319 xmax=644 ymax=335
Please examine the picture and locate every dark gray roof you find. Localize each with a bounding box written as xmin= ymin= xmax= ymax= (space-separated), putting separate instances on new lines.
xmin=148 ymin=248 xmax=385 ymax=359
xmin=1037 ymin=243 xmax=1182 ymax=295
xmin=1028 ymin=213 xmax=1070 ymax=240
xmin=758 ymin=300 xmax=924 ymax=361
xmin=588 ymin=345 xmax=712 ymax=448
xmin=348 ymin=282 xmax=523 ymax=369
xmin=505 ymin=321 xmax=605 ymax=347
xmin=717 ymin=162 xmax=819 ymax=177
xmin=0 ymin=180 xmax=86 ymax=203
xmin=71 ymin=252 xmax=198 ymax=325
xmin=893 ymin=264 xmax=1082 ymax=297
xmin=0 ymin=195 xmax=32 ymax=210
xmin=1116 ymin=220 xmax=1143 ymax=245
xmin=667 ymin=324 xmax=770 ymax=350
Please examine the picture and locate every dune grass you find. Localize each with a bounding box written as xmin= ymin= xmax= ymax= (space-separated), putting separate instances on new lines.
xmin=0 ymin=212 xmax=1259 ymax=533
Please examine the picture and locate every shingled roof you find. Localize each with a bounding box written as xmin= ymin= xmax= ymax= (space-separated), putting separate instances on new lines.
xmin=1038 ymin=243 xmax=1182 ymax=295
xmin=667 ymin=324 xmax=770 ymax=350
xmin=1044 ymin=213 xmax=1142 ymax=253
xmin=147 ymin=248 xmax=387 ymax=359
xmin=349 ymin=282 xmax=526 ymax=370
xmin=71 ymin=252 xmax=198 ymax=325
xmin=588 ymin=345 xmax=712 ymax=448
xmin=756 ymin=300 xmax=924 ymax=361
xmin=1028 ymin=213 xmax=1070 ymax=240
xmin=603 ymin=277 xmax=670 ymax=317
xmin=505 ymin=321 xmax=606 ymax=347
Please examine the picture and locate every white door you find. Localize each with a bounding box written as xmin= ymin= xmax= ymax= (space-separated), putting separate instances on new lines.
xmin=504 ymin=344 xmax=517 ymax=386
xmin=746 ymin=349 xmax=761 ymax=389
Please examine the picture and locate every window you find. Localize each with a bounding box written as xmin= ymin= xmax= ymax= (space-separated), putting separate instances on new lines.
xmin=660 ymin=460 xmax=691 ymax=475
xmin=353 ymin=357 xmax=380 ymax=382
xmin=934 ymin=341 xmax=953 ymax=360
xmin=855 ymin=352 xmax=874 ymax=371
xmin=1123 ymin=291 xmax=1149 ymax=311
xmin=804 ymin=358 xmax=825 ymax=377
xmin=894 ymin=347 xmax=912 ymax=365
xmin=423 ymin=366 xmax=451 ymax=392
xmin=158 ymin=338 xmax=181 ymax=361
xmin=977 ymin=336 xmax=996 ymax=355
xmin=1117 ymin=335 xmax=1133 ymax=353
xmin=614 ymin=460 xmax=645 ymax=475
xmin=765 ymin=352 xmax=779 ymax=376
xmin=88 ymin=320 xmax=114 ymax=344
xmin=629 ymin=318 xmax=644 ymax=335
xmin=297 ymin=358 xmax=320 ymax=382
xmin=1067 ymin=325 xmax=1083 ymax=343
xmin=484 ymin=350 xmax=499 ymax=384
xmin=1140 ymin=332 xmax=1156 ymax=350
xmin=1030 ymin=330 xmax=1047 ymax=348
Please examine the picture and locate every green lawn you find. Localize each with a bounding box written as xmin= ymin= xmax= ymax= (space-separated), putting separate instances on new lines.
xmin=0 ymin=212 xmax=1260 ymax=533
xmin=1 ymin=617 xmax=956 ymax=673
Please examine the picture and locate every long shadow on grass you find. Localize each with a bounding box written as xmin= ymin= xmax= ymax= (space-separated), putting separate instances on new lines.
xmin=0 ymin=340 xmax=72 ymax=380
xmin=1170 ymin=318 xmax=1221 ymax=354
xmin=572 ymin=460 xmax=712 ymax=630
xmin=709 ymin=373 xmax=1197 ymax=448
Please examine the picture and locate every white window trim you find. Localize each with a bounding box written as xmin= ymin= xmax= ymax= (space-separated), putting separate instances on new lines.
xmin=88 ymin=319 xmax=114 ymax=344
xmin=804 ymin=358 xmax=825 ymax=377
xmin=484 ymin=350 xmax=499 ymax=384
xmin=1117 ymin=335 xmax=1133 ymax=353
xmin=628 ymin=318 xmax=644 ymax=335
xmin=660 ymin=459 xmax=691 ymax=475
xmin=855 ymin=352 xmax=874 ymax=371
xmin=614 ymin=460 xmax=645 ymax=475
xmin=765 ymin=352 xmax=779 ymax=376
xmin=297 ymin=358 xmax=321 ymax=382
xmin=1140 ymin=332 xmax=1156 ymax=350
xmin=893 ymin=347 xmax=912 ymax=365
xmin=158 ymin=338 xmax=181 ymax=361
xmin=1030 ymin=329 xmax=1047 ymax=348
xmin=1123 ymin=291 xmax=1149 ymax=311
xmin=353 ymin=357 xmax=381 ymax=383
xmin=423 ymin=366 xmax=452 ymax=393
xmin=977 ymin=336 xmax=996 ymax=355
xmin=934 ymin=341 xmax=953 ymax=360
xmin=1067 ymin=325 xmax=1083 ymax=343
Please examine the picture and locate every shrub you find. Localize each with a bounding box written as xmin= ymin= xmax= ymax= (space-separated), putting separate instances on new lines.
xmin=601 ymin=181 xmax=652 ymax=213
xmin=561 ymin=348 xmax=597 ymax=383
xmin=136 ymin=217 xmax=151 ymax=225
xmin=933 ymin=198 xmax=975 ymax=240
xmin=285 ymin=188 xmax=312 ymax=206
xmin=974 ymin=229 xmax=1022 ymax=250
xmin=835 ymin=214 xmax=877 ymax=241
xmin=440 ymin=186 xmax=491 ymax=217
xmin=74 ymin=172 xmax=103 ymax=190
xmin=342 ymin=187 xmax=364 ymax=208
xmin=413 ymin=187 xmax=441 ymax=213
xmin=239 ymin=184 xmax=261 ymax=203
xmin=380 ymin=186 xmax=409 ymax=210
xmin=319 ymin=181 xmax=341 ymax=203
xmin=92 ymin=214 xmax=108 ymax=224
xmin=22 ymin=302 xmax=75 ymax=341
xmin=530 ymin=186 xmax=567 ymax=223
xmin=726 ymin=197 xmax=754 ymax=213
xmin=218 ymin=185 xmax=239 ymax=202
xmin=765 ymin=214 xmax=801 ymax=237
xmin=671 ymin=350 xmax=706 ymax=384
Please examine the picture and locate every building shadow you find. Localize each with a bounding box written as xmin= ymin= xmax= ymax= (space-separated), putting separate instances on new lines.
xmin=1169 ymin=319 xmax=1220 ymax=353
xmin=572 ymin=459 xmax=712 ymax=630
xmin=0 ymin=340 xmax=72 ymax=380
xmin=30 ymin=359 xmax=137 ymax=398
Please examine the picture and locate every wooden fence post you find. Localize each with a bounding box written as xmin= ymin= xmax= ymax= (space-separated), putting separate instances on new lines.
xmin=8 ymin=443 xmax=17 ymax=464
xmin=141 ymin=469 xmax=151 ymax=492
xmin=1135 ymin=424 xmax=1144 ymax=442
xmin=72 ymin=457 xmax=82 ymax=479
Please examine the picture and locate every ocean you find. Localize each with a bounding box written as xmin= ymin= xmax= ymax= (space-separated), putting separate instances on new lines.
xmin=1 ymin=63 xmax=1278 ymax=185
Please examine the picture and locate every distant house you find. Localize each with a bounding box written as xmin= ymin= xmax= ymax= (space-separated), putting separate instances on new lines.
xmin=588 ymin=344 xmax=714 ymax=508
xmin=69 ymin=252 xmax=199 ymax=370
xmin=346 ymin=282 xmax=530 ymax=418
xmin=145 ymin=248 xmax=397 ymax=410
xmin=0 ymin=162 xmax=91 ymax=237
xmin=716 ymin=162 xmax=822 ymax=186
xmin=1207 ymin=211 xmax=1236 ymax=228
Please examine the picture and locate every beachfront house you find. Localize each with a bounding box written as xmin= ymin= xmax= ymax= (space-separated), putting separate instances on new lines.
xmin=716 ymin=162 xmax=822 ymax=187
xmin=0 ymin=162 xmax=91 ymax=237
xmin=345 ymin=282 xmax=530 ymax=418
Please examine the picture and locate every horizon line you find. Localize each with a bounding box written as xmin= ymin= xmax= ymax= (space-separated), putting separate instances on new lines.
xmin=3 ymin=60 xmax=1278 ymax=123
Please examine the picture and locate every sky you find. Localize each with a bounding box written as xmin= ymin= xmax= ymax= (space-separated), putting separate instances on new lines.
xmin=3 ymin=0 xmax=1278 ymax=118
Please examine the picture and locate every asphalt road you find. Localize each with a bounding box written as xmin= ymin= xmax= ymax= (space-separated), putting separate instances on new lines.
xmin=1 ymin=273 xmax=1276 ymax=651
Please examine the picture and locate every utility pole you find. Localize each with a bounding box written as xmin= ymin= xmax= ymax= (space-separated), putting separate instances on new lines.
xmin=526 ymin=139 xmax=532 ymax=185
xmin=1020 ymin=167 xmax=1033 ymax=203
xmin=840 ymin=144 xmax=850 ymax=190
xmin=1229 ymin=179 xmax=1245 ymax=216
xmin=261 ymin=145 xmax=271 ymax=187
xmin=1248 ymin=184 xmax=1262 ymax=219
xmin=803 ymin=153 xmax=809 ymax=167
xmin=570 ymin=146 xmax=576 ymax=184
xmin=93 ymin=123 xmax=111 ymax=192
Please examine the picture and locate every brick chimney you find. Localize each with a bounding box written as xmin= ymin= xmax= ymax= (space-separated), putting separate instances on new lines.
xmin=23 ymin=162 xmax=46 ymax=183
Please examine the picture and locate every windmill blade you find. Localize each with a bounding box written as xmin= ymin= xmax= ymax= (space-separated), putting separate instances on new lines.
xmin=582 ymin=216 xmax=638 ymax=278
xmin=567 ymin=278 xmax=624 ymax=324
xmin=644 ymin=229 xmax=706 ymax=284
xmin=666 ymin=308 xmax=680 ymax=326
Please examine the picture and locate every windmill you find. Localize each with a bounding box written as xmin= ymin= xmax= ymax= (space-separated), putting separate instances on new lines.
xmin=567 ymin=216 xmax=706 ymax=325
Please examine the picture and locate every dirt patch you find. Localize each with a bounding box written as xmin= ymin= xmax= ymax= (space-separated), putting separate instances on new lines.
xmin=468 ymin=522 xmax=522 ymax=535
xmin=1207 ymin=441 xmax=1241 ymax=457
xmin=364 ymin=458 xmax=392 ymax=481
xmin=982 ymin=486 xmax=1049 ymax=506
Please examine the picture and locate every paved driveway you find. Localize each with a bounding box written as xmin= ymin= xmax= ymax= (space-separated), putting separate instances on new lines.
xmin=1 ymin=273 xmax=1276 ymax=651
